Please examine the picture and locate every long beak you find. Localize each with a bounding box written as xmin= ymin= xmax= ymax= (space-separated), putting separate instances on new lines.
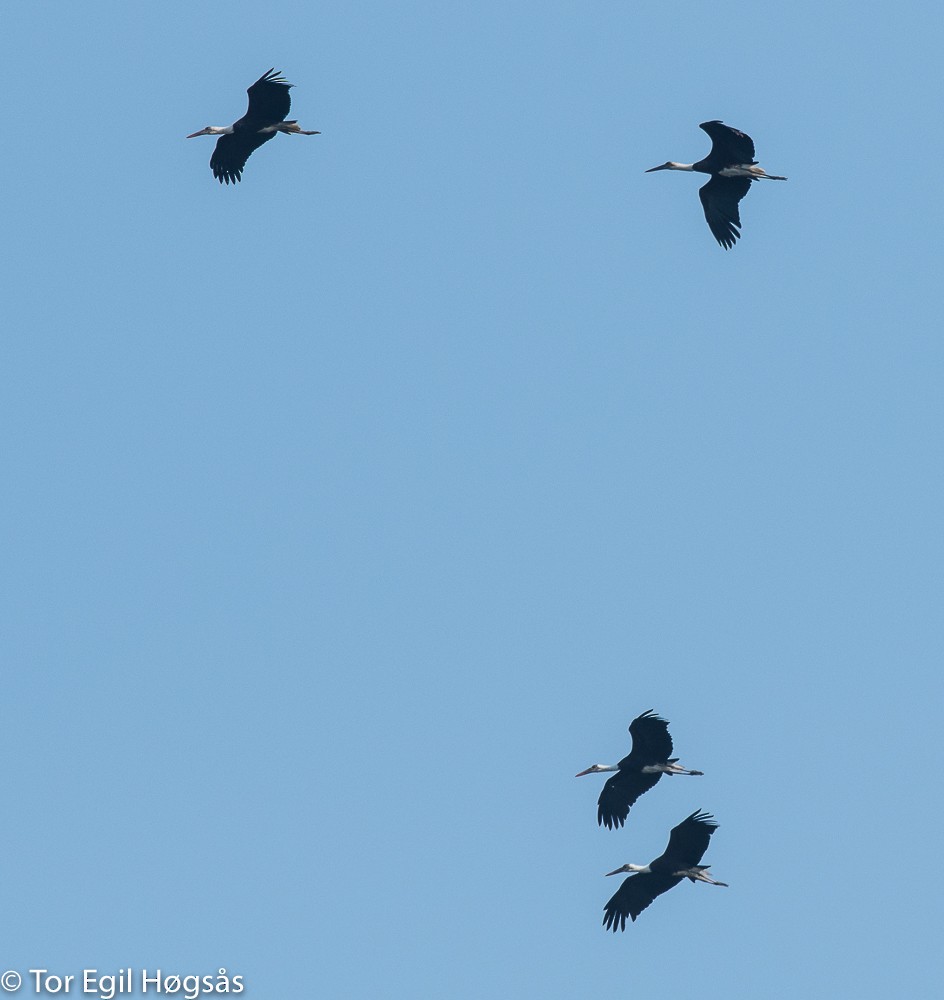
xmin=645 ymin=164 xmax=670 ymax=172
xmin=575 ymin=768 xmax=594 ymax=777
xmin=186 ymin=129 xmax=211 ymax=139
xmin=605 ymin=867 xmax=628 ymax=877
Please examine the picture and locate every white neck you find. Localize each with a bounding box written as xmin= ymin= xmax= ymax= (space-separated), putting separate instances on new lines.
xmin=627 ymin=864 xmax=651 ymax=873
xmin=667 ymin=162 xmax=695 ymax=171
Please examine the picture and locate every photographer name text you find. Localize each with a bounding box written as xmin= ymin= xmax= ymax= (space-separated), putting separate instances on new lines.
xmin=1 ymin=969 xmax=243 ymax=999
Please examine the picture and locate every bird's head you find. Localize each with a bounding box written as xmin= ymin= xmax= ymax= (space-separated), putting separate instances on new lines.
xmin=645 ymin=161 xmax=688 ymax=172
xmin=575 ymin=763 xmax=615 ymax=777
xmin=186 ymin=126 xmax=224 ymax=139
xmin=605 ymin=864 xmax=645 ymax=877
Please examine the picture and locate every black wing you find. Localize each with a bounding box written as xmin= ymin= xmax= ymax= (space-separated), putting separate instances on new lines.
xmin=209 ymin=130 xmax=277 ymax=184
xmin=699 ymin=120 xmax=755 ymax=165
xmin=243 ymin=68 xmax=293 ymax=127
xmin=699 ymin=176 xmax=752 ymax=249
xmin=602 ymin=873 xmax=682 ymax=930
xmin=597 ymin=770 xmax=661 ymax=830
xmin=620 ymin=709 xmax=673 ymax=766
xmin=660 ymin=810 xmax=718 ymax=867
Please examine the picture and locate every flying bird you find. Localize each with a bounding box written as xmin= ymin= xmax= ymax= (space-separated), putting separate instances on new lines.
xmin=646 ymin=121 xmax=786 ymax=248
xmin=576 ymin=710 xmax=703 ymax=830
xmin=602 ymin=810 xmax=728 ymax=930
xmin=187 ymin=69 xmax=319 ymax=184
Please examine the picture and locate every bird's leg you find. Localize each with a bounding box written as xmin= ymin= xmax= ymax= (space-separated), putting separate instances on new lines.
xmin=273 ymin=121 xmax=321 ymax=136
xmin=664 ymin=762 xmax=704 ymax=776
xmin=680 ymin=867 xmax=728 ymax=886
xmin=694 ymin=871 xmax=728 ymax=887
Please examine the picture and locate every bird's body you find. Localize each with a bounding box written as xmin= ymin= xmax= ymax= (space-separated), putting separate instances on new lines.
xmin=187 ymin=69 xmax=319 ymax=184
xmin=646 ymin=121 xmax=786 ymax=248
xmin=576 ymin=710 xmax=703 ymax=830
xmin=602 ymin=810 xmax=728 ymax=930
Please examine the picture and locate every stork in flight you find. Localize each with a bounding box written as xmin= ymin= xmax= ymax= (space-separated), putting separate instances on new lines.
xmin=602 ymin=810 xmax=728 ymax=930
xmin=187 ymin=69 xmax=319 ymax=184
xmin=646 ymin=120 xmax=786 ymax=248
xmin=576 ymin=710 xmax=703 ymax=830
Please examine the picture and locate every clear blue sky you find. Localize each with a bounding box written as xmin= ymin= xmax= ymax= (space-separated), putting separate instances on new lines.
xmin=3 ymin=2 xmax=942 ymax=997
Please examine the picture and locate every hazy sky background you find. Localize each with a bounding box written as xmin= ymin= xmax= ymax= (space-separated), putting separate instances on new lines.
xmin=3 ymin=2 xmax=942 ymax=997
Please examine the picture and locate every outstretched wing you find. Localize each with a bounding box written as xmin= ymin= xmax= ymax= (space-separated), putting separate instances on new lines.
xmin=622 ymin=709 xmax=673 ymax=766
xmin=597 ymin=770 xmax=661 ymax=830
xmin=699 ymin=120 xmax=755 ymax=164
xmin=662 ymin=810 xmax=718 ymax=867
xmin=602 ymin=873 xmax=681 ymax=930
xmin=699 ymin=176 xmax=752 ymax=249
xmin=209 ymin=130 xmax=277 ymax=184
xmin=244 ymin=68 xmax=293 ymax=126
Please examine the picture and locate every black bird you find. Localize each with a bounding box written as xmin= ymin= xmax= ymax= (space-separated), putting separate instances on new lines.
xmin=645 ymin=121 xmax=786 ymax=248
xmin=602 ymin=810 xmax=728 ymax=930
xmin=576 ymin=710 xmax=703 ymax=830
xmin=187 ymin=69 xmax=319 ymax=184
